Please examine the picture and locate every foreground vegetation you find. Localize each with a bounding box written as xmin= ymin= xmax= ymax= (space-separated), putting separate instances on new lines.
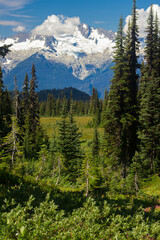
xmin=1 ymin=110 xmax=160 ymax=239
xmin=0 ymin=169 xmax=160 ymax=240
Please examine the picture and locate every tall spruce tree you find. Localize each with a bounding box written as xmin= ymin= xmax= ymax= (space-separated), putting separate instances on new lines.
xmin=0 ymin=66 xmax=12 ymax=144
xmin=153 ymin=13 xmax=160 ymax=77
xmin=103 ymin=0 xmax=139 ymax=179
xmin=3 ymin=78 xmax=22 ymax=166
xmin=57 ymin=100 xmax=82 ymax=180
xmin=125 ymin=0 xmax=139 ymax=161
xmin=144 ymin=4 xmax=155 ymax=75
xmin=89 ymin=87 xmax=100 ymax=115
xmin=45 ymin=94 xmax=55 ymax=116
xmin=22 ymin=65 xmax=44 ymax=160
xmin=29 ymin=64 xmax=39 ymax=133
xmin=14 ymin=76 xmax=23 ymax=133
xmin=21 ymin=73 xmax=29 ymax=123
xmin=103 ymin=16 xmax=131 ymax=178
xmin=138 ymin=9 xmax=160 ymax=173
xmin=92 ymin=126 xmax=100 ymax=160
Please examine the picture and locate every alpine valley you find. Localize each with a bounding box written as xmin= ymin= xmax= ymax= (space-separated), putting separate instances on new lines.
xmin=0 ymin=22 xmax=144 ymax=98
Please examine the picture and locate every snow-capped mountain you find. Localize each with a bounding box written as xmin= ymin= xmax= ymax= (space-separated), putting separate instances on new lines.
xmin=0 ymin=23 xmax=116 ymax=97
xmin=0 ymin=4 xmax=159 ymax=98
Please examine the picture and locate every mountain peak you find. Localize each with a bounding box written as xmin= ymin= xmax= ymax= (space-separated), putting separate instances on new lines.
xmin=0 ymin=22 xmax=116 ymax=98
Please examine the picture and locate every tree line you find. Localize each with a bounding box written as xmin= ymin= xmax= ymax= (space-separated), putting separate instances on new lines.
xmin=39 ymin=86 xmax=103 ymax=119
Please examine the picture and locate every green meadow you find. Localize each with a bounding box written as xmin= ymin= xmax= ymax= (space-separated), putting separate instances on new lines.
xmin=40 ymin=116 xmax=160 ymax=196
xmin=40 ymin=116 xmax=104 ymax=141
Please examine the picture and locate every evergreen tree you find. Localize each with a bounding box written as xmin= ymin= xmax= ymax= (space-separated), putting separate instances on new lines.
xmin=45 ymin=94 xmax=55 ymax=116
xmin=67 ymin=103 xmax=83 ymax=179
xmin=153 ymin=13 xmax=160 ymax=77
xmin=81 ymin=150 xmax=99 ymax=196
xmin=21 ymin=73 xmax=29 ymax=123
xmin=3 ymin=88 xmax=12 ymax=136
xmin=103 ymin=88 xmax=108 ymax=109
xmin=3 ymin=119 xmax=22 ymax=167
xmin=0 ymin=44 xmax=12 ymax=58
xmin=103 ymin=16 xmax=130 ymax=178
xmin=89 ymin=87 xmax=101 ymax=125
xmin=92 ymin=126 xmax=100 ymax=159
xmin=144 ymin=4 xmax=155 ymax=75
xmin=14 ymin=76 xmax=23 ymax=133
xmin=91 ymin=126 xmax=102 ymax=184
xmin=126 ymin=152 xmax=143 ymax=196
xmin=138 ymin=9 xmax=160 ymax=173
xmin=22 ymin=65 xmax=44 ymax=160
xmin=23 ymin=112 xmax=33 ymax=160
xmin=0 ymin=43 xmax=12 ymax=144
xmin=56 ymin=96 xmax=61 ymax=116
xmin=89 ymin=87 xmax=100 ymax=115
xmin=29 ymin=64 xmax=39 ymax=133
xmin=125 ymin=0 xmax=139 ymax=161
xmin=2 ymin=78 xmax=22 ymax=167
xmin=139 ymin=77 xmax=160 ymax=173
xmin=57 ymin=101 xmax=82 ymax=180
xmin=0 ymin=66 xmax=12 ymax=144
xmin=39 ymin=101 xmax=46 ymax=116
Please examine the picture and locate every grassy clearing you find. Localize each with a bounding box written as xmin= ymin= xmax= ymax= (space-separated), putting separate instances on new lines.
xmin=143 ymin=175 xmax=160 ymax=196
xmin=41 ymin=116 xmax=160 ymax=198
xmin=40 ymin=116 xmax=104 ymax=142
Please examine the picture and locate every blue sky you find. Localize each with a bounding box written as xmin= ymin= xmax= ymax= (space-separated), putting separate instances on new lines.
xmin=0 ymin=0 xmax=160 ymax=37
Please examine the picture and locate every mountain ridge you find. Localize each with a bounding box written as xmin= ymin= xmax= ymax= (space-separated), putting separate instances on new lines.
xmin=0 ymin=22 xmax=143 ymax=98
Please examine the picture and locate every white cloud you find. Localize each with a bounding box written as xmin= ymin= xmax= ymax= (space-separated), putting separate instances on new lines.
xmin=124 ymin=4 xmax=160 ymax=38
xmin=0 ymin=20 xmax=21 ymax=26
xmin=32 ymin=15 xmax=80 ymax=37
xmin=12 ymin=26 xmax=27 ymax=32
xmin=0 ymin=0 xmax=34 ymax=33
xmin=0 ymin=0 xmax=30 ymax=8
xmin=9 ymin=13 xmax=34 ymax=18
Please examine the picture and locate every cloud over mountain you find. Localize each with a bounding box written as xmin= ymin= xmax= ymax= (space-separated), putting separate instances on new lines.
xmin=32 ymin=15 xmax=80 ymax=37
xmin=12 ymin=26 xmax=27 ymax=32
xmin=124 ymin=4 xmax=160 ymax=38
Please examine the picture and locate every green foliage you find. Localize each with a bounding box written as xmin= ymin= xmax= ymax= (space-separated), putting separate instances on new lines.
xmin=56 ymin=111 xmax=83 ymax=181
xmin=28 ymin=64 xmax=39 ymax=133
xmin=1 ymin=193 xmax=160 ymax=240
xmin=139 ymin=76 xmax=160 ymax=174
xmin=138 ymin=8 xmax=160 ymax=175
xmin=39 ymin=89 xmax=90 ymax=117
xmin=103 ymin=15 xmax=137 ymax=179
xmin=80 ymin=150 xmax=100 ymax=196
xmin=0 ymin=67 xmax=12 ymax=144
xmin=92 ymin=126 xmax=100 ymax=158
xmin=126 ymin=152 xmax=144 ymax=195
xmin=0 ymin=44 xmax=12 ymax=58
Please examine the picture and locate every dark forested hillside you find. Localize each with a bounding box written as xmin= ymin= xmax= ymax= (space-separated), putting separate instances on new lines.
xmin=38 ymin=87 xmax=90 ymax=102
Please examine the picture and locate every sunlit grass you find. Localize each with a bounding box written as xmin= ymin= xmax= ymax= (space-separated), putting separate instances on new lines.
xmin=143 ymin=175 xmax=160 ymax=196
xmin=40 ymin=116 xmax=104 ymax=142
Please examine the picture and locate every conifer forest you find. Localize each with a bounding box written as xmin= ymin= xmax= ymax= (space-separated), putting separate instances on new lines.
xmin=1 ymin=1 xmax=160 ymax=239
